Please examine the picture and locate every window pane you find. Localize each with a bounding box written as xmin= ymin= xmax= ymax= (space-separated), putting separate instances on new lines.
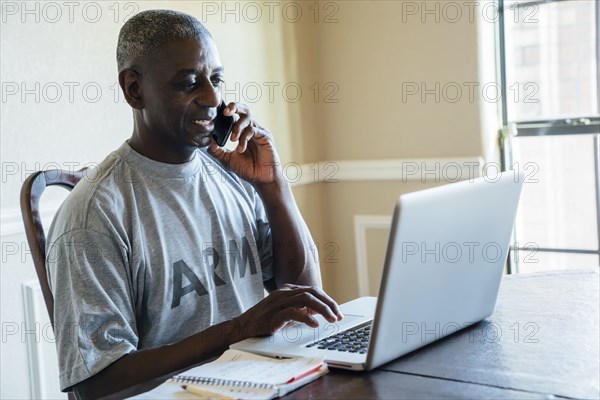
xmin=505 ymin=0 xmax=598 ymax=121
xmin=512 ymin=134 xmax=599 ymax=252
xmin=514 ymin=250 xmax=599 ymax=273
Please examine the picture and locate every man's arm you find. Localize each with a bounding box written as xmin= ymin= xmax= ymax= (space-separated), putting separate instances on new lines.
xmin=74 ymin=283 xmax=340 ymax=399
xmin=73 ymin=319 xmax=242 ymax=399
xmin=254 ymin=176 xmax=321 ymax=289
xmin=208 ymin=102 xmax=324 ymax=290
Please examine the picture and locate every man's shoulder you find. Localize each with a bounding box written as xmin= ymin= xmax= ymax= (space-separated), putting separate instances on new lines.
xmin=71 ymin=148 xmax=129 ymax=204
xmin=49 ymin=146 xmax=131 ymax=236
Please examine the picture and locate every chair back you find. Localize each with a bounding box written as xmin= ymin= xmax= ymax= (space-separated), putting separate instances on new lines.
xmin=20 ymin=169 xmax=88 ymax=327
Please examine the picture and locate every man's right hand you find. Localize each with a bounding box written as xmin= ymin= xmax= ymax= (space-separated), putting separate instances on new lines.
xmin=234 ymin=284 xmax=344 ymax=338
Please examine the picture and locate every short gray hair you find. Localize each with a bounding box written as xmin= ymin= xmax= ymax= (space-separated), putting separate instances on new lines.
xmin=116 ymin=9 xmax=211 ymax=71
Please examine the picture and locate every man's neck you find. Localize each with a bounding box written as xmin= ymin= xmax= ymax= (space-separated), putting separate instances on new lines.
xmin=127 ymin=134 xmax=196 ymax=164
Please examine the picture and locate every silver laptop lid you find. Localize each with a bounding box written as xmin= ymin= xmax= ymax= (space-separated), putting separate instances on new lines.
xmin=366 ymin=173 xmax=524 ymax=369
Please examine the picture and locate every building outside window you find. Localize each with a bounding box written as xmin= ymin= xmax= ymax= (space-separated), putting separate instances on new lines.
xmin=500 ymin=0 xmax=600 ymax=272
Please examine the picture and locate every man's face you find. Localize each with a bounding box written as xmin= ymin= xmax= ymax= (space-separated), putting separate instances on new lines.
xmin=138 ymin=36 xmax=223 ymax=151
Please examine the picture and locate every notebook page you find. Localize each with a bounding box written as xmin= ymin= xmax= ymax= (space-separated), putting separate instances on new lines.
xmin=129 ymin=380 xmax=202 ymax=399
xmin=129 ymin=379 xmax=277 ymax=399
xmin=178 ymin=349 xmax=324 ymax=385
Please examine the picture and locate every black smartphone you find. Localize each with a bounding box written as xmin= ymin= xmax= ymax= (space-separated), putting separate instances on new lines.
xmin=212 ymin=101 xmax=234 ymax=146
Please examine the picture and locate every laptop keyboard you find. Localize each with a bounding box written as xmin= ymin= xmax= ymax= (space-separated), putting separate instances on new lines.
xmin=306 ymin=321 xmax=372 ymax=354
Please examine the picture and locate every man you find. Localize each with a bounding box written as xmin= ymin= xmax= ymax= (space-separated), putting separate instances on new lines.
xmin=46 ymin=9 xmax=342 ymax=399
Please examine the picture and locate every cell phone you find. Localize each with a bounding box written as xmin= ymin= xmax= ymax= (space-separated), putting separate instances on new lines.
xmin=212 ymin=101 xmax=234 ymax=147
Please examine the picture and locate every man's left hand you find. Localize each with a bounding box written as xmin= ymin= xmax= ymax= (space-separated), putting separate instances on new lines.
xmin=208 ymin=102 xmax=281 ymax=184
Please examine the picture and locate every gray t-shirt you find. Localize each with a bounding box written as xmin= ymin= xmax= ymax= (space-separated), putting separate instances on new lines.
xmin=46 ymin=142 xmax=273 ymax=391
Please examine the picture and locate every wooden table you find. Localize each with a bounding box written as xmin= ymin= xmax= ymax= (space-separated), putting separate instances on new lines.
xmin=285 ymin=269 xmax=600 ymax=399
xmin=117 ymin=269 xmax=599 ymax=399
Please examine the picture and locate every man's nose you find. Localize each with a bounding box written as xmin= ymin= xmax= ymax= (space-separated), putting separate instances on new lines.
xmin=194 ymin=80 xmax=220 ymax=107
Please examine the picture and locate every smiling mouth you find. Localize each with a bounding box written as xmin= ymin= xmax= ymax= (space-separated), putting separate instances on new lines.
xmin=192 ymin=119 xmax=213 ymax=127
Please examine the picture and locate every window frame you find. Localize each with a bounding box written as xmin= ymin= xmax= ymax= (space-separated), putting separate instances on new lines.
xmin=497 ymin=0 xmax=600 ymax=273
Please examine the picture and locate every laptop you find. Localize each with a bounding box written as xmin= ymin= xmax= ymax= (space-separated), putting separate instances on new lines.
xmin=231 ymin=173 xmax=524 ymax=370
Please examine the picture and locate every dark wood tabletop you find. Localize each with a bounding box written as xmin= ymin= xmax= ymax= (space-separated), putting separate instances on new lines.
xmin=285 ymin=269 xmax=600 ymax=399
xmin=118 ymin=269 xmax=599 ymax=399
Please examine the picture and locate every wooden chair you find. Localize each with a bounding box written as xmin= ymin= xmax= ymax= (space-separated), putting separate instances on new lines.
xmin=20 ymin=169 xmax=89 ymax=327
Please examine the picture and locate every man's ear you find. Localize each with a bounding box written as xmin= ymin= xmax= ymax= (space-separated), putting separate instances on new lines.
xmin=119 ymin=68 xmax=144 ymax=109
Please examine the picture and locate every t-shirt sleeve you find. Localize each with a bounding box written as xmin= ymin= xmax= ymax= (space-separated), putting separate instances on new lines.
xmin=46 ymin=229 xmax=138 ymax=391
xmin=252 ymin=190 xmax=274 ymax=282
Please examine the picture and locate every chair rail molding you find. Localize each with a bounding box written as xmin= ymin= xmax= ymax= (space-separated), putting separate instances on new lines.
xmin=1 ymin=157 xmax=482 ymax=238
xmin=1 ymin=203 xmax=62 ymax=238
xmin=290 ymin=157 xmax=483 ymax=187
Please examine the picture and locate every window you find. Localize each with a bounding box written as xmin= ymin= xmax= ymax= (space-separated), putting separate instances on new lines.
xmin=499 ymin=0 xmax=600 ymax=273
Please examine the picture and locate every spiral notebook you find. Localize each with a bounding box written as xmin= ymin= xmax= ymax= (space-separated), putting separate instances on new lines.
xmin=132 ymin=349 xmax=327 ymax=399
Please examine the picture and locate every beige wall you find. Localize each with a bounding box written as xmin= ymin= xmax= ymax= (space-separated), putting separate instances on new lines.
xmin=316 ymin=2 xmax=484 ymax=161
xmin=286 ymin=2 xmax=495 ymax=301
xmin=1 ymin=1 xmax=498 ymax=397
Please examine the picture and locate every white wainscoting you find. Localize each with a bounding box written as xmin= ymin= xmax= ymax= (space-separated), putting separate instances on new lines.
xmin=22 ymin=281 xmax=66 ymax=399
xmin=353 ymin=215 xmax=393 ymax=297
